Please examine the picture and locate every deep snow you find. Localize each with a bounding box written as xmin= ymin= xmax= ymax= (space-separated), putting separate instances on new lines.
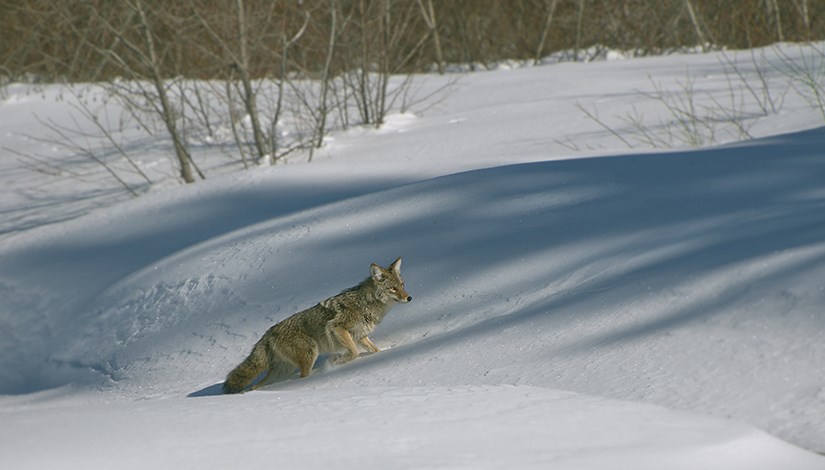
xmin=1 ymin=44 xmax=824 ymax=468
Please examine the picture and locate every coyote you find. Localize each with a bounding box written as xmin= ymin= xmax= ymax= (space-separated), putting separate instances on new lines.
xmin=223 ymin=257 xmax=412 ymax=394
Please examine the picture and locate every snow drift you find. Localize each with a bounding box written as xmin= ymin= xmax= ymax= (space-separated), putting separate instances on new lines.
xmin=1 ymin=44 xmax=824 ymax=468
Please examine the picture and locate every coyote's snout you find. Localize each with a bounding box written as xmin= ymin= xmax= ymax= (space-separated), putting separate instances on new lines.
xmin=223 ymin=257 xmax=411 ymax=394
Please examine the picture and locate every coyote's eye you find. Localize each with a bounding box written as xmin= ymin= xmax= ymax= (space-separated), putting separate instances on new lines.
xmin=389 ymin=287 xmax=397 ymax=292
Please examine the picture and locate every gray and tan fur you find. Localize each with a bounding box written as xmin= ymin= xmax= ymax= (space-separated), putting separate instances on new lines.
xmin=223 ymin=257 xmax=411 ymax=394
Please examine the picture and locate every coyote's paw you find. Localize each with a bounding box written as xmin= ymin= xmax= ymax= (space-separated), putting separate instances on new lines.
xmin=330 ymin=353 xmax=357 ymax=366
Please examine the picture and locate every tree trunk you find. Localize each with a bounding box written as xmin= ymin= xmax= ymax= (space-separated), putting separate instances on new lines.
xmin=534 ymin=0 xmax=559 ymax=65
xmin=417 ymin=0 xmax=444 ymax=74
xmin=235 ymin=0 xmax=269 ymax=164
xmin=134 ymin=0 xmax=195 ymax=183
xmin=768 ymin=0 xmax=783 ymax=42
xmin=311 ymin=0 xmax=338 ymax=160
xmin=683 ymin=0 xmax=708 ymax=51
xmin=574 ymin=0 xmax=586 ymax=60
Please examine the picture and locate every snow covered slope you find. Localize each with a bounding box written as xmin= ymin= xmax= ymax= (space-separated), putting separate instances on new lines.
xmin=1 ymin=44 xmax=824 ymax=468
xmin=2 ymin=385 xmax=822 ymax=470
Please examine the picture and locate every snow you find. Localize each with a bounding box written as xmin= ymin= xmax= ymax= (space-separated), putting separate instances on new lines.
xmin=2 ymin=44 xmax=825 ymax=468
xmin=2 ymin=385 xmax=821 ymax=470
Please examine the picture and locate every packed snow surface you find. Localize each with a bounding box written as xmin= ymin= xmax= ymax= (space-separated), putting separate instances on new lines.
xmin=1 ymin=44 xmax=824 ymax=468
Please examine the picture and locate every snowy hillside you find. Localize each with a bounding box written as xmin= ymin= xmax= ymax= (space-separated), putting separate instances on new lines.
xmin=1 ymin=44 xmax=824 ymax=468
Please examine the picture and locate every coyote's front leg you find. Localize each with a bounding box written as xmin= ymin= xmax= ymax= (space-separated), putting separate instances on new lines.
xmin=360 ymin=336 xmax=381 ymax=354
xmin=330 ymin=326 xmax=360 ymax=365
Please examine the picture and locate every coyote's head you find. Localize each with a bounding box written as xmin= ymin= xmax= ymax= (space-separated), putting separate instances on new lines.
xmin=371 ymin=257 xmax=412 ymax=304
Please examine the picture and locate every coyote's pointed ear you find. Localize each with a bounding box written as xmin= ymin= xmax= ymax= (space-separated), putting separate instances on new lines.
xmin=390 ymin=257 xmax=402 ymax=274
xmin=370 ymin=263 xmax=384 ymax=281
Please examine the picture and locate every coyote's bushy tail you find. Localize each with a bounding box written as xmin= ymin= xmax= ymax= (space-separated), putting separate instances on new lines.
xmin=223 ymin=343 xmax=267 ymax=394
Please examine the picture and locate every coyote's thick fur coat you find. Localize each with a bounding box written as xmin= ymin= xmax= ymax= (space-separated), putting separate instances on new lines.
xmin=223 ymin=258 xmax=411 ymax=394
